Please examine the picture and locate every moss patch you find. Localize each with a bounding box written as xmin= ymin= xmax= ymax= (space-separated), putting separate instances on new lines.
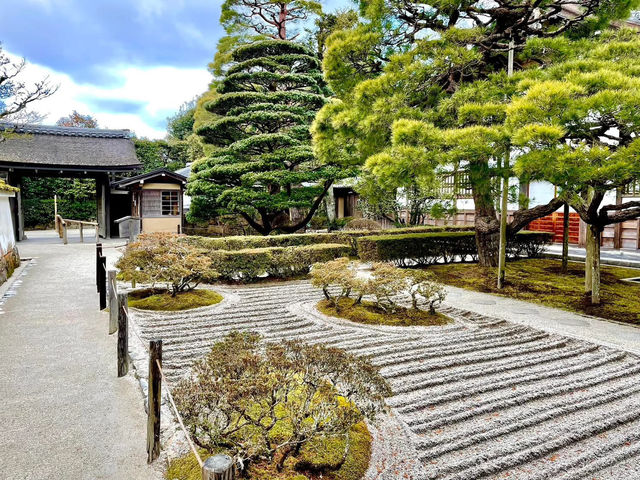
xmin=165 ymin=422 xmax=371 ymax=480
xmin=428 ymin=259 xmax=640 ymax=326
xmin=128 ymin=288 xmax=222 ymax=311
xmin=318 ymin=297 xmax=452 ymax=327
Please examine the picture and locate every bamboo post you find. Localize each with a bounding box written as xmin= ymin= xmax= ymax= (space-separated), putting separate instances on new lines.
xmin=108 ymin=270 xmax=118 ymax=334
xmin=99 ymin=256 xmax=107 ymax=310
xmin=497 ymin=39 xmax=514 ymax=289
xmin=79 ymin=222 xmax=84 ymax=243
xmin=202 ymin=455 xmax=234 ymax=480
xmin=147 ymin=339 xmax=162 ymax=463
xmin=561 ymin=202 xmax=569 ymax=273
xmin=117 ymin=293 xmax=128 ymax=377
xmin=96 ymin=243 xmax=103 ymax=292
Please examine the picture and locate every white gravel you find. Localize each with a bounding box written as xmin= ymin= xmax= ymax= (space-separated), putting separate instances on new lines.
xmin=129 ymin=280 xmax=640 ymax=480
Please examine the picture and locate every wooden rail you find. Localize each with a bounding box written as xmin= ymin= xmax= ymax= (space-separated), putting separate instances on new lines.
xmin=56 ymin=214 xmax=99 ymax=244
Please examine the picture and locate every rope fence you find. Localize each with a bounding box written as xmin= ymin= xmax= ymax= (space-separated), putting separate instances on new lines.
xmin=97 ymin=244 xmax=230 ymax=479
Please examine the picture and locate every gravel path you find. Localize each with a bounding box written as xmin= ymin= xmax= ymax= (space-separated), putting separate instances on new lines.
xmin=130 ymin=281 xmax=640 ymax=480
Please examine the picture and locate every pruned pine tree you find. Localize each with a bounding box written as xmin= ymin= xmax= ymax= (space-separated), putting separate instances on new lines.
xmin=188 ymin=40 xmax=343 ymax=234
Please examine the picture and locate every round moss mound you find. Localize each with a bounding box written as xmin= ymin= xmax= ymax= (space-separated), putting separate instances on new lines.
xmin=318 ymin=297 xmax=452 ymax=327
xmin=128 ymin=288 xmax=222 ymax=311
xmin=165 ymin=422 xmax=371 ymax=480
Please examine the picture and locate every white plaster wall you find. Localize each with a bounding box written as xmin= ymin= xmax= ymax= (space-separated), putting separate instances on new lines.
xmin=0 ymin=195 xmax=16 ymax=256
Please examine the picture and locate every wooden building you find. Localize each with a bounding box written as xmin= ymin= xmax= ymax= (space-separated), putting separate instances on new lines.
xmin=0 ymin=122 xmax=141 ymax=240
xmin=111 ymin=168 xmax=187 ymax=235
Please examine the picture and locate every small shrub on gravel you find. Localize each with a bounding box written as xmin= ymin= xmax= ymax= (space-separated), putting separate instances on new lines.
xmin=311 ymin=259 xmax=447 ymax=314
xmin=173 ymin=332 xmax=390 ymax=477
xmin=116 ymin=233 xmax=219 ymax=296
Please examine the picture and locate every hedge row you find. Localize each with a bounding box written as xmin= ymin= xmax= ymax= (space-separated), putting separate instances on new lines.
xmin=186 ymin=225 xmax=474 ymax=255
xmin=208 ymin=243 xmax=351 ymax=282
xmin=357 ymin=231 xmax=553 ymax=266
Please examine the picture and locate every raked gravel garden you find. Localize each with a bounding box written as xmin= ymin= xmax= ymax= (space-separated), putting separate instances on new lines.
xmin=127 ymin=279 xmax=640 ymax=480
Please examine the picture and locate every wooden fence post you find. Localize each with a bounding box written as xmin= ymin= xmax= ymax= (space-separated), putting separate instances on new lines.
xmin=79 ymin=223 xmax=84 ymax=243
xmin=147 ymin=339 xmax=162 ymax=463
xmin=62 ymin=221 xmax=68 ymax=245
xmin=202 ymin=455 xmax=234 ymax=480
xmin=117 ymin=293 xmax=128 ymax=377
xmin=108 ymin=270 xmax=118 ymax=334
xmin=99 ymin=256 xmax=107 ymax=310
xmin=96 ymin=243 xmax=103 ymax=292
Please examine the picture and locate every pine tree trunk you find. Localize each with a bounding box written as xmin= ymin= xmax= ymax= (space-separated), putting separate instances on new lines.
xmin=476 ymin=230 xmax=500 ymax=267
xmin=470 ymin=160 xmax=500 ymax=267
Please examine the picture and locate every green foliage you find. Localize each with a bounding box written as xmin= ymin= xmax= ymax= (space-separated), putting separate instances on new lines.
xmin=173 ymin=332 xmax=389 ymax=472
xmin=184 ymin=224 xmax=475 ymax=255
xmin=189 ymin=39 xmax=347 ymax=234
xmin=357 ymin=231 xmax=552 ymax=265
xmin=507 ymin=34 xmax=640 ymax=222
xmin=116 ymin=233 xmax=219 ymax=295
xmin=167 ymin=100 xmax=196 ymax=140
xmin=312 ymin=2 xmax=638 ymax=265
xmin=128 ymin=288 xmax=223 ymax=311
xmin=207 ymin=243 xmax=351 ymax=282
xmin=133 ymin=138 xmax=190 ymax=173
xmin=20 ymin=177 xmax=96 ymax=228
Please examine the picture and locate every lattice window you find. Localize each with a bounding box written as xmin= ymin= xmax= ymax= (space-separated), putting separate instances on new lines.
xmin=439 ymin=172 xmax=473 ymax=198
xmin=623 ymin=180 xmax=640 ymax=197
xmin=162 ymin=191 xmax=180 ymax=216
xmin=141 ymin=190 xmax=180 ymax=216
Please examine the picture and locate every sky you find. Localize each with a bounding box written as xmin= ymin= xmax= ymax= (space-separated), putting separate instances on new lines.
xmin=0 ymin=0 xmax=228 ymax=139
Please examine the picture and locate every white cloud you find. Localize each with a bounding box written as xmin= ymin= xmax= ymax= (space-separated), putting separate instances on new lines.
xmin=3 ymin=48 xmax=211 ymax=139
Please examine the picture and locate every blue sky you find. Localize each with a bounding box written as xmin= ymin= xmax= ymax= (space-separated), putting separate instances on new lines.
xmin=1 ymin=0 xmax=228 ymax=138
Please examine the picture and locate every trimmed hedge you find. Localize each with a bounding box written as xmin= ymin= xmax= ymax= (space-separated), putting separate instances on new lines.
xmin=357 ymin=231 xmax=553 ymax=266
xmin=185 ymin=225 xmax=474 ymax=255
xmin=208 ymin=243 xmax=351 ymax=282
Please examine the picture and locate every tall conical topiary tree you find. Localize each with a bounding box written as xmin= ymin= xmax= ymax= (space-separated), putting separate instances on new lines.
xmin=188 ymin=40 xmax=345 ymax=234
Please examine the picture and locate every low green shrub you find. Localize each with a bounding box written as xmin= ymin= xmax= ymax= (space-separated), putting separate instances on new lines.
xmin=507 ymin=231 xmax=554 ymax=258
xmin=209 ymin=243 xmax=351 ymax=282
xmin=184 ymin=224 xmax=474 ymax=256
xmin=358 ymin=230 xmax=553 ymax=265
xmin=358 ymin=231 xmax=477 ymax=266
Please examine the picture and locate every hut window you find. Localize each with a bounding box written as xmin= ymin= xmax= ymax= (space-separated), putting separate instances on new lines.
xmin=141 ymin=190 xmax=180 ymax=217
xmin=161 ymin=191 xmax=180 ymax=216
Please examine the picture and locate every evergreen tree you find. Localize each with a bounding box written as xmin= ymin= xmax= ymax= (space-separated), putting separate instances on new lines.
xmin=312 ymin=0 xmax=638 ymax=265
xmin=188 ymin=40 xmax=344 ymax=234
